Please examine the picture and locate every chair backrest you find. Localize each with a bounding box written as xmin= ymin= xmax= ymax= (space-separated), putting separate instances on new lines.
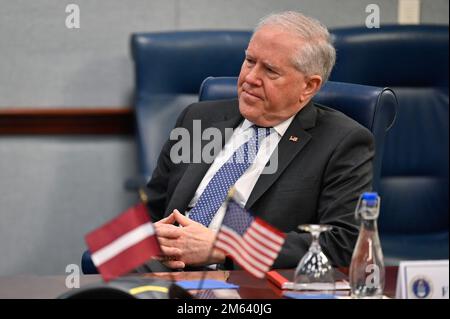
xmin=131 ymin=31 xmax=252 ymax=177
xmin=199 ymin=77 xmax=397 ymax=191
xmin=329 ymin=25 xmax=449 ymax=237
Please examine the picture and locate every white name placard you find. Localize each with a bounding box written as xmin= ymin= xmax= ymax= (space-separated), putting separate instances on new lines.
xmin=396 ymin=260 xmax=449 ymax=299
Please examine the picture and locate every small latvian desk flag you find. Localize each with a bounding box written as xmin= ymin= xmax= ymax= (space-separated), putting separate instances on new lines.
xmin=85 ymin=195 xmax=161 ymax=281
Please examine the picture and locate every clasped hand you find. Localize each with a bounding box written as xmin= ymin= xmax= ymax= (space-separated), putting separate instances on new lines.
xmin=153 ymin=210 xmax=225 ymax=269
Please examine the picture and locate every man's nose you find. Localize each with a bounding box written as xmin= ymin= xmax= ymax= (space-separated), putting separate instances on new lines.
xmin=245 ymin=65 xmax=262 ymax=86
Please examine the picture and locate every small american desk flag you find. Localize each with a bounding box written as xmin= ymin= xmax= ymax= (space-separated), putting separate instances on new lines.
xmin=214 ymin=199 xmax=286 ymax=278
xmin=85 ymin=203 xmax=161 ymax=281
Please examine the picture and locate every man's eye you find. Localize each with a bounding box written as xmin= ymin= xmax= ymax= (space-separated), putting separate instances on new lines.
xmin=267 ymin=68 xmax=279 ymax=76
xmin=246 ymin=58 xmax=255 ymax=64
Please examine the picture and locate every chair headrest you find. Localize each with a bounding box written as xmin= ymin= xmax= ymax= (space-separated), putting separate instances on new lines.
xmin=131 ymin=31 xmax=252 ymax=94
xmin=330 ymin=25 xmax=449 ymax=87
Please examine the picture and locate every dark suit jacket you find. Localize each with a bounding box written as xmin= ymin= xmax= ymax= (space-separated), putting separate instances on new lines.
xmin=146 ymin=99 xmax=375 ymax=268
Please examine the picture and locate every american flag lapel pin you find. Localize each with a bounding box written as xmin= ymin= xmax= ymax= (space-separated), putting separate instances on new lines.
xmin=289 ymin=135 xmax=299 ymax=142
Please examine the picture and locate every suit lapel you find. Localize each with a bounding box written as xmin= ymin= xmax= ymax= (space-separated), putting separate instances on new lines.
xmin=165 ymin=112 xmax=243 ymax=216
xmin=246 ymin=102 xmax=317 ymax=209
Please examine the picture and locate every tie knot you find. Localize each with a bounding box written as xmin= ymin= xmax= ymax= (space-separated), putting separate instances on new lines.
xmin=252 ymin=125 xmax=272 ymax=138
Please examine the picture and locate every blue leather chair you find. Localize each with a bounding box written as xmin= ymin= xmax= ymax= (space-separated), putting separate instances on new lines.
xmin=199 ymin=77 xmax=397 ymax=193
xmin=81 ymin=250 xmax=97 ymax=275
xmin=329 ymin=25 xmax=449 ymax=263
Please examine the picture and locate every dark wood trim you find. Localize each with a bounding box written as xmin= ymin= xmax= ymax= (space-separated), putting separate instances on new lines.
xmin=0 ymin=108 xmax=134 ymax=135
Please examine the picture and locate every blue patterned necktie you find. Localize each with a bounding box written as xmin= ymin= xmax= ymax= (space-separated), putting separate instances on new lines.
xmin=189 ymin=125 xmax=271 ymax=227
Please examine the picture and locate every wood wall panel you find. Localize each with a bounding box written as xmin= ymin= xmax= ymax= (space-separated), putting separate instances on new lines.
xmin=0 ymin=108 xmax=134 ymax=135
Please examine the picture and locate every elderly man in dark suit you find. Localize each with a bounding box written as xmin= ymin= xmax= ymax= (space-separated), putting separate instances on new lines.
xmin=146 ymin=11 xmax=374 ymax=270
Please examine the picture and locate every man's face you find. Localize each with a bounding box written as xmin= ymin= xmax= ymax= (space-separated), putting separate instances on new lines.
xmin=238 ymin=25 xmax=317 ymax=127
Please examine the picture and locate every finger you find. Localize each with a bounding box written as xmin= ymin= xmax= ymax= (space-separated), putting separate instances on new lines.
xmin=155 ymin=223 xmax=182 ymax=238
xmin=152 ymin=254 xmax=185 ymax=269
xmin=159 ymin=245 xmax=182 ymax=258
xmin=157 ymin=237 xmax=179 ymax=248
xmin=162 ymin=260 xmax=185 ymax=269
xmin=173 ymin=210 xmax=194 ymax=227
xmin=156 ymin=213 xmax=176 ymax=225
xmin=152 ymin=255 xmax=164 ymax=261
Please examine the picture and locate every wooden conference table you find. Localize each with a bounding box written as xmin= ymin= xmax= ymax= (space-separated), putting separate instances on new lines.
xmin=0 ymin=267 xmax=398 ymax=299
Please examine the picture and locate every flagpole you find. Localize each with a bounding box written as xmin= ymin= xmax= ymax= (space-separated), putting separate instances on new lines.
xmin=194 ymin=187 xmax=236 ymax=298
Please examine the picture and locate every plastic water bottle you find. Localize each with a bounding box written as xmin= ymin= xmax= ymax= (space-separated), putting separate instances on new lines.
xmin=349 ymin=192 xmax=385 ymax=298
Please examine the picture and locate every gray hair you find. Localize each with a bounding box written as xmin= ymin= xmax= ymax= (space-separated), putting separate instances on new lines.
xmin=254 ymin=11 xmax=336 ymax=83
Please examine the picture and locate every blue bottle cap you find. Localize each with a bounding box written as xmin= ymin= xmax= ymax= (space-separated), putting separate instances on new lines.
xmin=361 ymin=192 xmax=378 ymax=207
xmin=361 ymin=192 xmax=378 ymax=200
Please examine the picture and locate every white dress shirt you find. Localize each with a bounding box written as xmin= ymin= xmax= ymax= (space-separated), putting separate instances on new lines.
xmin=186 ymin=115 xmax=295 ymax=231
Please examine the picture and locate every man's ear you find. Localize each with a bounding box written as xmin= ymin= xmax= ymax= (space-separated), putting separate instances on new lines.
xmin=299 ymin=75 xmax=322 ymax=103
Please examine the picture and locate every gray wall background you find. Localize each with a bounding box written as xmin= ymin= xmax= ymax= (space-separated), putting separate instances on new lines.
xmin=0 ymin=0 xmax=448 ymax=276
xmin=0 ymin=0 xmax=448 ymax=108
xmin=0 ymin=137 xmax=138 ymax=275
